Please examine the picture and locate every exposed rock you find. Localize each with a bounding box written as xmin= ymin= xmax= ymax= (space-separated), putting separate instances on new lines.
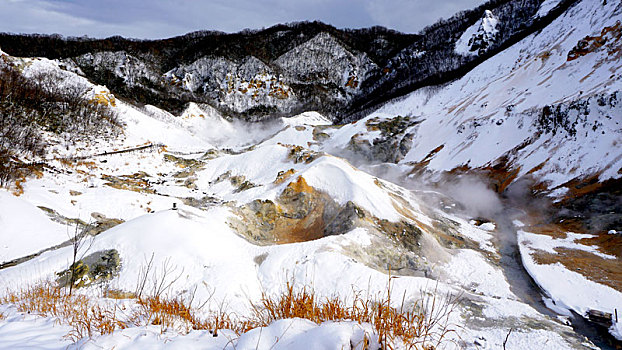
xmin=164 ymin=56 xmax=298 ymax=117
xmin=284 ymin=144 xmax=320 ymax=164
xmin=567 ymin=21 xmax=621 ymax=61
xmin=86 ymin=217 xmax=125 ymax=236
xmin=324 ymin=201 xmax=365 ymax=236
xmin=211 ymin=171 xmax=257 ymax=192
xmin=347 ymin=115 xmax=419 ymax=163
xmin=468 ymin=10 xmax=499 ymax=54
xmin=102 ymin=172 xmax=154 ymax=194
xmin=275 ymin=32 xmax=376 ymax=98
xmin=181 ymin=195 xmax=221 ymax=209
xmin=274 ymin=168 xmax=296 ymax=184
xmin=66 ymin=51 xmax=159 ymax=87
xmin=312 ymin=126 xmax=332 ymax=142
xmin=231 ymin=175 xmax=426 ymax=255
xmin=56 ymin=249 xmax=121 ymax=289
xmin=164 ymin=154 xmax=205 ymax=169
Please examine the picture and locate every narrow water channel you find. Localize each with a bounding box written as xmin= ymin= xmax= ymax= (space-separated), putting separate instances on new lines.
xmin=494 ymin=206 xmax=620 ymax=350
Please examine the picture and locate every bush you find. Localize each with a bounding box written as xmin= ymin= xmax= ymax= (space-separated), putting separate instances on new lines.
xmin=0 ymin=60 xmax=120 ymax=186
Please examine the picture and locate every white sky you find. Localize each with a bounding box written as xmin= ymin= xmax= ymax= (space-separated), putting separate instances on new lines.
xmin=0 ymin=0 xmax=487 ymax=39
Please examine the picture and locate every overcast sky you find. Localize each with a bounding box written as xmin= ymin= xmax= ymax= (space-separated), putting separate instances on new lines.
xmin=0 ymin=0 xmax=487 ymax=39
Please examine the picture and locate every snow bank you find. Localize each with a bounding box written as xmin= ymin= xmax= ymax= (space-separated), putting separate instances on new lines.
xmin=0 ymin=191 xmax=68 ymax=264
xmin=518 ymin=230 xmax=622 ymax=317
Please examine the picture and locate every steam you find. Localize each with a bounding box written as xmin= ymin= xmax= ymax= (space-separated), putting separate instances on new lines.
xmin=442 ymin=176 xmax=503 ymax=218
xmin=202 ymin=118 xmax=284 ymax=149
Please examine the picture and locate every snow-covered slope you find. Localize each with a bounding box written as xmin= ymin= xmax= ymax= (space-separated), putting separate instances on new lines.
xmin=328 ymin=0 xmax=622 ymax=192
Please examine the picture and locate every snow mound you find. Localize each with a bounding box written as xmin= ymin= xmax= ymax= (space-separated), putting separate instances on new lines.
xmin=0 ymin=191 xmax=68 ymax=264
xmin=282 ymin=111 xmax=332 ymax=127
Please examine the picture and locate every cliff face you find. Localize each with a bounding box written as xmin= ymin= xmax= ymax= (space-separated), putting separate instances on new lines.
xmin=0 ymin=0 xmax=572 ymax=121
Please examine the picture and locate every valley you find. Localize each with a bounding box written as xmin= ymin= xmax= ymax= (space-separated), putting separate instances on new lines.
xmin=0 ymin=0 xmax=621 ymax=349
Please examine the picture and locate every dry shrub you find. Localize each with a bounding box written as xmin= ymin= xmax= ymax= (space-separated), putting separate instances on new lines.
xmin=135 ymin=295 xmax=207 ymax=333
xmin=2 ymin=283 xmax=127 ymax=341
xmin=2 ymin=278 xmax=459 ymax=349
xmin=251 ymin=280 xmax=459 ymax=349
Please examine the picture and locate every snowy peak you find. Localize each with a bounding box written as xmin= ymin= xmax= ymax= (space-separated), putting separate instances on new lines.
xmin=455 ymin=9 xmax=499 ymax=56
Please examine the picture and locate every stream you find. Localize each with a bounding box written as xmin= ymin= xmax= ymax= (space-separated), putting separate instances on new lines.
xmin=494 ymin=206 xmax=620 ymax=349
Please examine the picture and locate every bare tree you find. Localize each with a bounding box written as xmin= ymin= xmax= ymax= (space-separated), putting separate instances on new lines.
xmin=66 ymin=221 xmax=94 ymax=296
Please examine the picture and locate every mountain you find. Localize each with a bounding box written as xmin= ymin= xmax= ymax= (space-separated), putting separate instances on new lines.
xmin=0 ymin=0 xmax=573 ymax=122
xmin=0 ymin=0 xmax=621 ymax=349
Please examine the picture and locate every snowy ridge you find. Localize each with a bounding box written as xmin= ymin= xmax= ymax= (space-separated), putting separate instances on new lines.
xmin=340 ymin=0 xmax=622 ymax=190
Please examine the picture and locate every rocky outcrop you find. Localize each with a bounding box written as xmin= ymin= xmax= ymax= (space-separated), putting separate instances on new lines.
xmin=66 ymin=51 xmax=159 ymax=87
xmin=348 ymin=115 xmax=419 ymax=163
xmin=567 ymin=20 xmax=621 ymax=61
xmin=231 ymin=176 xmax=424 ymax=253
xmin=275 ymin=32 xmax=376 ymax=96
xmin=164 ymin=56 xmax=298 ymax=115
xmin=56 ymin=249 xmax=121 ymax=289
xmin=461 ymin=10 xmax=499 ymax=55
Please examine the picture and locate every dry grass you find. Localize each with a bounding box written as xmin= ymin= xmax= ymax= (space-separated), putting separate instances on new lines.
xmin=2 ymin=283 xmax=128 ymax=341
xmin=2 ymin=279 xmax=459 ymax=348
xmin=251 ymin=280 xmax=459 ymax=349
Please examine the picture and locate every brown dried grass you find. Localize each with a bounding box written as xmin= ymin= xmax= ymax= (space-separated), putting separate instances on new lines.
xmin=251 ymin=279 xmax=459 ymax=349
xmin=2 ymin=279 xmax=459 ymax=348
xmin=2 ymin=283 xmax=127 ymax=341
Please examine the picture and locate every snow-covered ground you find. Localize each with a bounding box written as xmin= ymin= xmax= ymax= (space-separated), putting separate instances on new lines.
xmin=0 ymin=94 xmax=589 ymax=348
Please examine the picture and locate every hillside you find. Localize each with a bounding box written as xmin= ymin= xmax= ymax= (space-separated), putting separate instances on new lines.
xmin=0 ymin=0 xmax=575 ymax=121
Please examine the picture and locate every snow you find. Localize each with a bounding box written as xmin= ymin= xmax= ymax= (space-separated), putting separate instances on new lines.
xmin=233 ymin=320 xmax=378 ymax=350
xmin=0 ymin=306 xmax=73 ymax=350
xmin=518 ymin=230 xmax=622 ymax=317
xmin=301 ymin=157 xmax=402 ymax=221
xmin=0 ymin=191 xmax=69 ymax=264
xmin=455 ymin=10 xmax=499 ymax=56
xmin=0 ymin=0 xmax=619 ymax=347
xmin=456 ymin=220 xmax=496 ymax=253
xmin=282 ymin=111 xmax=332 ymax=127
xmin=478 ymin=222 xmax=495 ymax=231
xmin=441 ymin=249 xmax=513 ymax=298
xmin=536 ymin=0 xmax=564 ymax=18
